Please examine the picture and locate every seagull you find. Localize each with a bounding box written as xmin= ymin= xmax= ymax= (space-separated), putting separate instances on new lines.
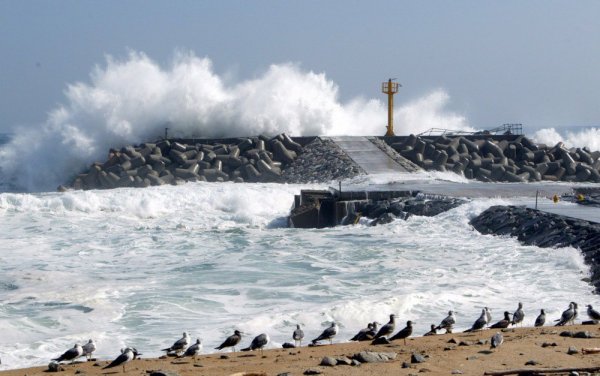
xmin=490 ymin=311 xmax=512 ymax=329
xmin=178 ymin=339 xmax=202 ymax=360
xmin=365 ymin=322 xmax=379 ymax=340
xmin=485 ymin=307 xmax=492 ymax=323
xmin=82 ymin=339 xmax=96 ymax=361
xmin=491 ymin=332 xmax=503 ymax=349
xmin=103 ymin=347 xmax=141 ymax=372
xmin=161 ymin=332 xmax=190 ymax=355
xmin=311 ymin=322 xmax=338 ymax=345
xmin=535 ymin=309 xmax=546 ymax=327
xmin=242 ymin=333 xmax=270 ymax=355
xmin=436 ymin=310 xmax=456 ymax=333
xmin=389 ymin=320 xmax=414 ymax=345
xmin=571 ymin=302 xmax=579 ymax=324
xmin=587 ymin=304 xmax=600 ymax=321
xmin=555 ymin=302 xmax=575 ymax=326
xmin=423 ymin=324 xmax=437 ymax=336
xmin=374 ymin=314 xmax=396 ymax=338
xmin=464 ymin=308 xmax=488 ymax=332
xmin=215 ymin=330 xmax=243 ymax=352
xmin=512 ymin=302 xmax=524 ymax=326
xmin=52 ymin=344 xmax=83 ymax=363
xmin=293 ymin=324 xmax=304 ymax=347
xmin=350 ymin=323 xmax=373 ymax=341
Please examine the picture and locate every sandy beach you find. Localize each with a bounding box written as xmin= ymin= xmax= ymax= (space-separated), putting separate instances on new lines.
xmin=2 ymin=325 xmax=599 ymax=376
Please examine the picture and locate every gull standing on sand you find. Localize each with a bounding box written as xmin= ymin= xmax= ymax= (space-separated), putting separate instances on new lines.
xmin=374 ymin=314 xmax=396 ymax=338
xmin=512 ymin=302 xmax=524 ymax=326
xmin=464 ymin=308 xmax=488 ymax=332
xmin=491 ymin=332 xmax=503 ymax=349
xmin=178 ymin=339 xmax=202 ymax=360
xmin=103 ymin=347 xmax=141 ymax=372
xmin=82 ymin=339 xmax=96 ymax=360
xmin=389 ymin=320 xmax=414 ymax=345
xmin=571 ymin=302 xmax=579 ymax=324
xmin=242 ymin=333 xmax=270 ymax=355
xmin=485 ymin=307 xmax=492 ymax=323
xmin=293 ymin=324 xmax=304 ymax=347
xmin=161 ymin=332 xmax=190 ymax=355
xmin=424 ymin=324 xmax=437 ymax=336
xmin=490 ymin=311 xmax=512 ymax=329
xmin=311 ymin=322 xmax=338 ymax=345
xmin=350 ymin=323 xmax=373 ymax=341
xmin=215 ymin=330 xmax=244 ymax=352
xmin=555 ymin=302 xmax=575 ymax=326
xmin=52 ymin=344 xmax=83 ymax=363
xmin=436 ymin=311 xmax=456 ymax=333
xmin=535 ymin=309 xmax=546 ymax=327
xmin=587 ymin=304 xmax=600 ymax=321
xmin=366 ymin=322 xmax=379 ymax=340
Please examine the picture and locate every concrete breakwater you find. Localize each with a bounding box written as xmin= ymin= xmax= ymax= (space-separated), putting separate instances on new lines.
xmin=288 ymin=188 xmax=465 ymax=228
xmin=66 ymin=134 xmax=364 ymax=190
xmin=471 ymin=205 xmax=600 ymax=293
xmin=387 ymin=134 xmax=600 ymax=183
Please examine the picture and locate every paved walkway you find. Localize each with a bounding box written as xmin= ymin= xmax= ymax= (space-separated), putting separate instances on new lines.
xmin=329 ymin=136 xmax=410 ymax=174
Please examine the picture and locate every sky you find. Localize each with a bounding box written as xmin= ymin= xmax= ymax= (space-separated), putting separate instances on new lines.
xmin=1 ymin=0 xmax=600 ymax=134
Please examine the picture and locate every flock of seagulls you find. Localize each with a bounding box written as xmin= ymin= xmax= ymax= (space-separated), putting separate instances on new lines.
xmin=49 ymin=302 xmax=600 ymax=372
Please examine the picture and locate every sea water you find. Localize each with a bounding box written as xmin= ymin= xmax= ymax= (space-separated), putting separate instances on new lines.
xmin=0 ymin=178 xmax=595 ymax=369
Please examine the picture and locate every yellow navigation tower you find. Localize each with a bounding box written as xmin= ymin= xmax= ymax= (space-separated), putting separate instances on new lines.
xmin=382 ymin=78 xmax=400 ymax=136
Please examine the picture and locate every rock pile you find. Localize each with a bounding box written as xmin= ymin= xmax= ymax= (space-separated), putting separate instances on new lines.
xmin=281 ymin=137 xmax=365 ymax=183
xmin=389 ymin=135 xmax=600 ymax=183
xmin=69 ymin=134 xmax=304 ymax=190
xmin=345 ymin=195 xmax=466 ymax=226
xmin=470 ymin=205 xmax=600 ymax=292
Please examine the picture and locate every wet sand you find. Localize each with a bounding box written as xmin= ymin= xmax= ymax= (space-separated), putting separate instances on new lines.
xmin=2 ymin=325 xmax=599 ymax=376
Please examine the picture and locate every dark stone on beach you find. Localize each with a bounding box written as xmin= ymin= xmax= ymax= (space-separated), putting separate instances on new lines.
xmin=411 ymin=353 xmax=427 ymax=363
xmin=47 ymin=362 xmax=63 ymax=372
xmin=282 ymin=342 xmax=296 ymax=349
xmin=568 ymin=346 xmax=579 ymax=355
xmin=402 ymin=362 xmax=411 ymax=368
xmin=525 ymin=360 xmax=540 ymax=366
xmin=335 ymin=357 xmax=353 ymax=366
xmin=220 ymin=355 xmax=229 ymax=359
xmin=541 ymin=342 xmax=557 ymax=347
xmin=148 ymin=371 xmax=180 ymax=376
xmin=573 ymin=331 xmax=593 ymax=338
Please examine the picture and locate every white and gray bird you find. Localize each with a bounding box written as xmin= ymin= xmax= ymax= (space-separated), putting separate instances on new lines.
xmin=161 ymin=332 xmax=190 ymax=355
xmin=82 ymin=339 xmax=96 ymax=361
xmin=465 ymin=308 xmax=488 ymax=332
xmin=103 ymin=347 xmax=141 ymax=372
xmin=491 ymin=332 xmax=503 ymax=349
xmin=293 ymin=324 xmax=304 ymax=347
xmin=178 ymin=339 xmax=202 ymax=360
xmin=512 ymin=302 xmax=524 ymax=326
xmin=485 ymin=307 xmax=492 ymax=323
xmin=436 ymin=310 xmax=456 ymax=333
xmin=555 ymin=302 xmax=575 ymax=326
xmin=534 ymin=309 xmax=546 ymax=327
xmin=242 ymin=333 xmax=270 ymax=354
xmin=52 ymin=344 xmax=83 ymax=363
xmin=374 ymin=314 xmax=396 ymax=339
xmin=350 ymin=323 xmax=373 ymax=341
xmin=571 ymin=302 xmax=579 ymax=324
xmin=587 ymin=304 xmax=600 ymax=321
xmin=311 ymin=322 xmax=338 ymax=345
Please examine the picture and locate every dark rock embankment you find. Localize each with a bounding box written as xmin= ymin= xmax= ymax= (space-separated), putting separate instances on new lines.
xmin=66 ymin=135 xmax=365 ymax=190
xmin=470 ymin=205 xmax=600 ymax=293
xmin=387 ymin=134 xmax=600 ymax=183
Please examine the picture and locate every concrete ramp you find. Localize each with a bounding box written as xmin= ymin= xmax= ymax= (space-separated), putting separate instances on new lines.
xmin=329 ymin=136 xmax=417 ymax=174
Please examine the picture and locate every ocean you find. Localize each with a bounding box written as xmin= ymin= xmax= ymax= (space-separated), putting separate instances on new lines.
xmin=0 ymin=172 xmax=594 ymax=369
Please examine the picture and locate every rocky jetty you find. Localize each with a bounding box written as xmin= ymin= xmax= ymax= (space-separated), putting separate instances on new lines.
xmin=281 ymin=137 xmax=365 ymax=183
xmin=68 ymin=134 xmax=364 ymax=190
xmin=388 ymin=134 xmax=600 ymax=183
xmin=470 ymin=205 xmax=600 ymax=292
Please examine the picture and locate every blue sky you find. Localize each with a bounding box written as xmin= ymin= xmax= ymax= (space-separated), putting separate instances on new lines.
xmin=1 ymin=0 xmax=600 ymax=133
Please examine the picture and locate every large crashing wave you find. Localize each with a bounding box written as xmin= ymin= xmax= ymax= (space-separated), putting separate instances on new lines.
xmin=0 ymin=51 xmax=469 ymax=192
xmin=532 ymin=127 xmax=600 ymax=151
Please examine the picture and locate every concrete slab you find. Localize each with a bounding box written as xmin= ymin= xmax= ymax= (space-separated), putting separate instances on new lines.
xmin=329 ymin=136 xmax=410 ymax=174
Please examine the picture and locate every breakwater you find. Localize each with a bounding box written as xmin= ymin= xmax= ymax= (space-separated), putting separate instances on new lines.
xmin=288 ymin=189 xmax=465 ymax=228
xmin=471 ymin=205 xmax=600 ymax=293
xmin=385 ymin=134 xmax=600 ymax=183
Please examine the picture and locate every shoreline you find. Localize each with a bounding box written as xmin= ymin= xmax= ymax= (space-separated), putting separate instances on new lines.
xmin=2 ymin=325 xmax=599 ymax=376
